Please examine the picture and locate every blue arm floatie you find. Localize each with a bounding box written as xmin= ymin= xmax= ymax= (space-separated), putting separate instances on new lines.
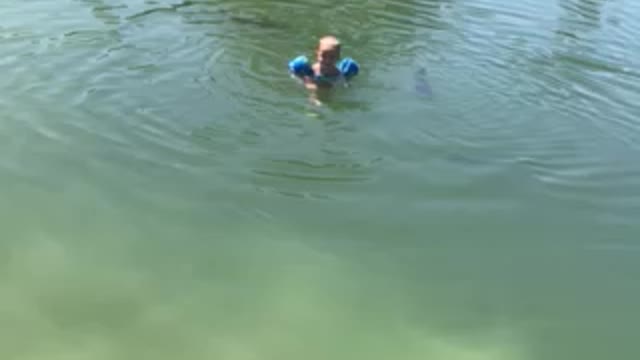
xmin=338 ymin=57 xmax=359 ymax=80
xmin=288 ymin=55 xmax=360 ymax=81
xmin=288 ymin=56 xmax=313 ymax=77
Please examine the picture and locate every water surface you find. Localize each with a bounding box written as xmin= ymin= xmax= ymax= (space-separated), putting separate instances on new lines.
xmin=1 ymin=0 xmax=639 ymax=359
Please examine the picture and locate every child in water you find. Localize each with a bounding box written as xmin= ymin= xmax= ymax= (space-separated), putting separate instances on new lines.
xmin=303 ymin=36 xmax=343 ymax=90
xmin=289 ymin=36 xmax=359 ymax=97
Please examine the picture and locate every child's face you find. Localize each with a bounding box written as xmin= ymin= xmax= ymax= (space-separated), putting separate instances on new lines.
xmin=316 ymin=41 xmax=341 ymax=66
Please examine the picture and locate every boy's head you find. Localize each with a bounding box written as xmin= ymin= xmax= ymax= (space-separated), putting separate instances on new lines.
xmin=316 ymin=36 xmax=341 ymax=66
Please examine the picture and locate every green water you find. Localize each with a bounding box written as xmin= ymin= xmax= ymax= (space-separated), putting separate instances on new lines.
xmin=1 ymin=0 xmax=639 ymax=359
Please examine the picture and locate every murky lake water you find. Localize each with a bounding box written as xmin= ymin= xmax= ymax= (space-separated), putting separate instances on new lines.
xmin=1 ymin=0 xmax=639 ymax=359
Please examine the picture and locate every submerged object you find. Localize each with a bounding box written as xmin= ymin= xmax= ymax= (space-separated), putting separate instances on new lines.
xmin=414 ymin=67 xmax=432 ymax=96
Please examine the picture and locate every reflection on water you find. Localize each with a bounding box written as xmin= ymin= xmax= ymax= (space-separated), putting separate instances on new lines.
xmin=1 ymin=0 xmax=640 ymax=359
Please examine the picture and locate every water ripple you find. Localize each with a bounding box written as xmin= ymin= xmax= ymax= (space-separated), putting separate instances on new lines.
xmin=2 ymin=1 xmax=640 ymax=359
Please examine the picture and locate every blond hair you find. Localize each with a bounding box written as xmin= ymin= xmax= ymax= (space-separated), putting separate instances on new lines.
xmin=318 ymin=35 xmax=341 ymax=51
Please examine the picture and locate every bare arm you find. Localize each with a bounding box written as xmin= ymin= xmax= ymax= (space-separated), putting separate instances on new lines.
xmin=302 ymin=76 xmax=317 ymax=90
